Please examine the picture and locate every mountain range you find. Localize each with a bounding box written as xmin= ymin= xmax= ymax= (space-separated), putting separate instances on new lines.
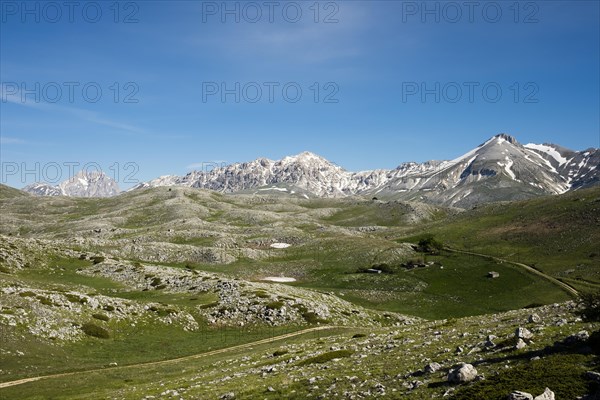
xmin=21 ymin=134 xmax=599 ymax=207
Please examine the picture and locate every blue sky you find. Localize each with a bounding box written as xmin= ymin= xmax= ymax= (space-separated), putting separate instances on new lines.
xmin=1 ymin=0 xmax=599 ymax=189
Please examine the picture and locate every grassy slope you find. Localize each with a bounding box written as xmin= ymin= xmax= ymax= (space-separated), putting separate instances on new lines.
xmin=395 ymin=187 xmax=600 ymax=293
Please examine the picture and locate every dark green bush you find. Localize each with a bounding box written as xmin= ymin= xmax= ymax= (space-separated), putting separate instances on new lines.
xmin=301 ymin=311 xmax=328 ymax=324
xmin=352 ymin=333 xmax=367 ymax=339
xmin=273 ymin=349 xmax=289 ymax=357
xmin=92 ymin=313 xmax=109 ymax=322
xmin=417 ymin=235 xmax=444 ymax=254
xmin=150 ymin=277 xmax=162 ymax=287
xmin=266 ymin=301 xmax=284 ymax=310
xmin=577 ymin=291 xmax=600 ymax=322
xmin=254 ymin=290 xmax=270 ymax=299
xmin=91 ymin=256 xmax=105 ymax=264
xmin=81 ymin=322 xmax=110 ymax=339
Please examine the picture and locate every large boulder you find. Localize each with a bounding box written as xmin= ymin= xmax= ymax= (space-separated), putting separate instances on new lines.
xmin=533 ymin=388 xmax=555 ymax=400
xmin=447 ymin=363 xmax=477 ymax=384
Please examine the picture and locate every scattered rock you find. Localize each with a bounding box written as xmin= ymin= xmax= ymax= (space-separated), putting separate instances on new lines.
xmin=424 ymin=362 xmax=442 ymax=373
xmin=528 ymin=313 xmax=541 ymax=324
xmin=508 ymin=391 xmax=534 ymax=400
xmin=516 ymin=338 xmax=527 ymax=349
xmin=516 ymin=327 xmax=534 ymax=340
xmin=448 ymin=363 xmax=477 ymax=384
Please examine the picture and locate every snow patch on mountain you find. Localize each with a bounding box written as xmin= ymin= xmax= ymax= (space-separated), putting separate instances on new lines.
xmin=524 ymin=143 xmax=568 ymax=166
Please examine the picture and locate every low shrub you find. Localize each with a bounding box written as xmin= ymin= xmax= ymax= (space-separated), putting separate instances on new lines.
xmin=91 ymin=256 xmax=105 ymax=264
xmin=92 ymin=313 xmax=109 ymax=322
xmin=81 ymin=322 xmax=110 ymax=339
xmin=302 ymin=311 xmax=328 ymax=324
xmin=266 ymin=301 xmax=284 ymax=310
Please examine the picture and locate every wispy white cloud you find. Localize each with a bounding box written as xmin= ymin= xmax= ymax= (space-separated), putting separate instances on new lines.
xmin=0 ymin=136 xmax=26 ymax=145
xmin=0 ymin=84 xmax=148 ymax=136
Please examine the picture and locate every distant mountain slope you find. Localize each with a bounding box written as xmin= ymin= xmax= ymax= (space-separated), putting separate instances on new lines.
xmin=22 ymin=170 xmax=120 ymax=198
xmin=131 ymin=134 xmax=599 ymax=207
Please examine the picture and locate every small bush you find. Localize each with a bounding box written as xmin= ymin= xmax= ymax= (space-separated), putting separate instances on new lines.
xmin=0 ymin=265 xmax=10 ymax=274
xmin=254 ymin=291 xmax=270 ymax=299
xmin=37 ymin=296 xmax=54 ymax=306
xmin=81 ymin=323 xmax=110 ymax=339
xmin=302 ymin=312 xmax=328 ymax=324
xmin=416 ymin=235 xmax=443 ymax=254
xmin=298 ymin=350 xmax=353 ymax=366
xmin=577 ymin=291 xmax=600 ymax=322
xmin=266 ymin=301 xmax=284 ymax=310
xmin=91 ymin=256 xmax=105 ymax=264
xmin=150 ymin=277 xmax=162 ymax=287
xmin=273 ymin=349 xmax=289 ymax=357
xmin=65 ymin=293 xmax=86 ymax=303
xmin=92 ymin=313 xmax=109 ymax=322
xmin=103 ymin=305 xmax=115 ymax=312
xmin=19 ymin=291 xmax=36 ymax=297
xmin=352 ymin=333 xmax=367 ymax=339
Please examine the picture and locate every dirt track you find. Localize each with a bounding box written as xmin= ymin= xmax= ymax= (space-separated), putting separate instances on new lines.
xmin=0 ymin=325 xmax=340 ymax=390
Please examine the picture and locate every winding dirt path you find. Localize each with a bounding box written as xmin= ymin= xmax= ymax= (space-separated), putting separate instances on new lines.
xmin=0 ymin=325 xmax=341 ymax=390
xmin=445 ymin=247 xmax=579 ymax=296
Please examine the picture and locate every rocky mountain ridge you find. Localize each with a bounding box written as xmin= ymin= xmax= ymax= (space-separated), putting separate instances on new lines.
xmin=132 ymin=134 xmax=599 ymax=207
xmin=19 ymin=134 xmax=599 ymax=207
